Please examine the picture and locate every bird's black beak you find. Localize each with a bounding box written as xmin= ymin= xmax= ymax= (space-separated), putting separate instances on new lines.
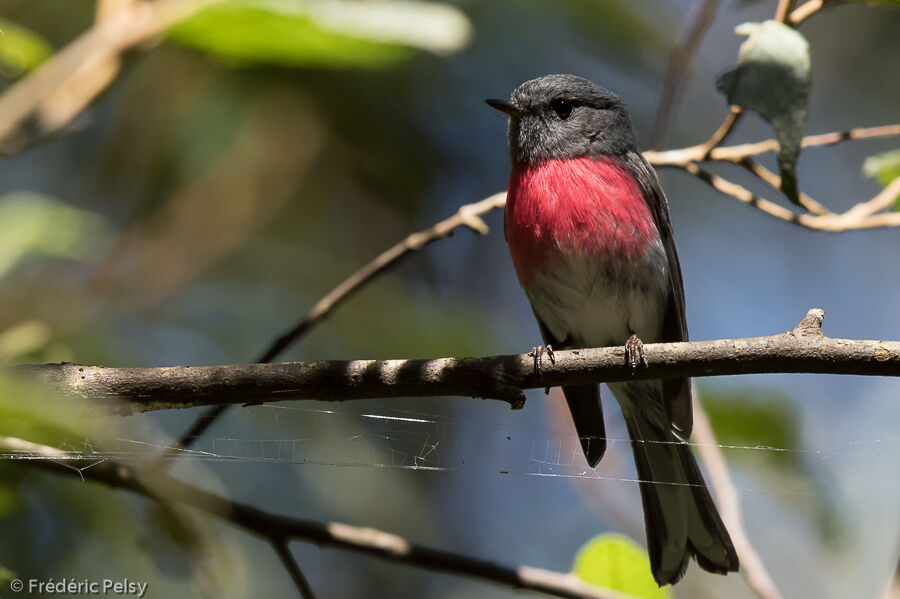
xmin=485 ymin=98 xmax=522 ymax=117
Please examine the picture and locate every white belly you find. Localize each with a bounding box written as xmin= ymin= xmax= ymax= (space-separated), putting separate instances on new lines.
xmin=523 ymin=239 xmax=669 ymax=348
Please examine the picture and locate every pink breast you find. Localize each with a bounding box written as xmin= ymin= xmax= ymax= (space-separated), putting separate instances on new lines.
xmin=505 ymin=156 xmax=658 ymax=286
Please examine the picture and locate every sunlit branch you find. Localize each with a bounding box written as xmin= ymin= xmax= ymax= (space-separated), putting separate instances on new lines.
xmin=683 ymin=163 xmax=900 ymax=232
xmin=643 ymin=124 xmax=900 ymax=167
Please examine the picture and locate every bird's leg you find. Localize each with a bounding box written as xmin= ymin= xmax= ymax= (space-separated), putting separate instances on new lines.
xmin=625 ymin=333 xmax=646 ymax=369
xmin=528 ymin=344 xmax=555 ymax=375
xmin=543 ymin=345 xmax=554 ymax=394
xmin=528 ymin=345 xmax=555 ymax=394
xmin=529 ymin=346 xmax=542 ymax=374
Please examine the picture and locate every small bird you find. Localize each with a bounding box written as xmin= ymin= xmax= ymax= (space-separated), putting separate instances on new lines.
xmin=486 ymin=74 xmax=739 ymax=585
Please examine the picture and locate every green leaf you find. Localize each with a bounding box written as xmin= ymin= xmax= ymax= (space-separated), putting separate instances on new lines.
xmin=863 ymin=149 xmax=900 ymax=187
xmin=0 ymin=564 xmax=16 ymax=585
xmin=168 ymin=0 xmax=471 ymax=69
xmin=0 ymin=19 xmax=53 ymax=77
xmin=0 ymin=192 xmax=110 ymax=281
xmin=717 ymin=20 xmax=811 ymax=204
xmin=573 ymin=534 xmax=671 ymax=598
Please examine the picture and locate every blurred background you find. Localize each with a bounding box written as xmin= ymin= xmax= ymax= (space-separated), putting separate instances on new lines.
xmin=0 ymin=0 xmax=897 ymax=597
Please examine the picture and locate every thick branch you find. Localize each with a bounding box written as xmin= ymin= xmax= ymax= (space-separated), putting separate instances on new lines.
xmin=15 ymin=310 xmax=900 ymax=413
xmin=0 ymin=436 xmax=630 ymax=599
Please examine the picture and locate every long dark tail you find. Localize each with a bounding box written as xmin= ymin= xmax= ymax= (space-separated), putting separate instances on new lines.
xmin=624 ymin=410 xmax=739 ymax=586
xmin=562 ymin=385 xmax=606 ymax=467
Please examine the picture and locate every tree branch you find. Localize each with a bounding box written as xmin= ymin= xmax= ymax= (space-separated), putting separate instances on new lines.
xmin=697 ymin=107 xmax=744 ymax=158
xmin=643 ymin=124 xmax=900 ymax=167
xmin=271 ymin=540 xmax=317 ymax=599
xmin=683 ymin=163 xmax=900 ymax=232
xmin=737 ymin=158 xmax=831 ymax=216
xmin=0 ymin=435 xmax=632 ymax=599
xmin=15 ymin=309 xmax=900 ymax=414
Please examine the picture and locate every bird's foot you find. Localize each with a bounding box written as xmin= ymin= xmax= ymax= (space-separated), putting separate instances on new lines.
xmin=528 ymin=344 xmax=555 ymax=375
xmin=625 ymin=334 xmax=646 ymax=369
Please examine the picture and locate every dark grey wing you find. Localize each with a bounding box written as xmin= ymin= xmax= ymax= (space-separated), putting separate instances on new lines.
xmin=534 ymin=315 xmax=607 ymax=466
xmin=624 ymin=151 xmax=693 ymax=439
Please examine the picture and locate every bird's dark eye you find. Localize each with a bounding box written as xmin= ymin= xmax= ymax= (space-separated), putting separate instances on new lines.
xmin=550 ymin=98 xmax=575 ymax=119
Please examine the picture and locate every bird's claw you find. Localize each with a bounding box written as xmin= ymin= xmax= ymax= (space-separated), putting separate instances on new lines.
xmin=529 ymin=344 xmax=555 ymax=375
xmin=625 ymin=334 xmax=646 ymax=369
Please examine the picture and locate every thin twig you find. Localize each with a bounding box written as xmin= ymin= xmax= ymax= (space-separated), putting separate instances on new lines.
xmin=271 ymin=540 xmax=317 ymax=599
xmin=682 ymin=163 xmax=900 ymax=232
xmin=692 ymin=392 xmax=784 ymax=599
xmin=0 ymin=435 xmax=632 ymax=599
xmin=643 ymin=124 xmax=900 ymax=167
xmin=651 ymin=0 xmax=722 ymax=147
xmin=832 ymin=176 xmax=900 ymax=221
xmin=738 ymin=158 xmax=831 ymax=216
xmin=775 ymin=0 xmax=796 ymax=22
xmin=17 ymin=309 xmax=900 ymax=414
xmin=698 ymin=107 xmax=744 ymax=158
xmin=256 ymin=192 xmax=506 ymax=364
xmin=170 ymin=192 xmax=507 ymax=451
xmin=787 ymin=0 xmax=838 ymax=26
xmin=788 ymin=0 xmax=897 ymax=27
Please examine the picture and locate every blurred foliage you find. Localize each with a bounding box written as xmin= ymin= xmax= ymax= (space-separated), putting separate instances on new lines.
xmin=717 ymin=20 xmax=811 ymax=204
xmin=0 ymin=563 xmax=15 ymax=584
xmin=573 ymin=534 xmax=670 ymax=598
xmin=701 ymin=388 xmax=846 ymax=545
xmin=0 ymin=17 xmax=51 ymax=77
xmin=0 ymin=371 xmax=245 ymax=594
xmin=0 ymin=320 xmax=52 ymax=361
xmin=168 ymin=0 xmax=471 ymax=69
xmin=700 ymin=390 xmax=798 ymax=470
xmin=547 ymin=0 xmax=668 ymax=62
xmin=864 ymin=149 xmax=900 ymax=200
xmin=0 ymin=192 xmax=110 ymax=281
xmin=0 ymin=372 xmax=117 ymax=450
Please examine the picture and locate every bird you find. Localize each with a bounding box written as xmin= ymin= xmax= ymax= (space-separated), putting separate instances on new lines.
xmin=486 ymin=74 xmax=739 ymax=586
